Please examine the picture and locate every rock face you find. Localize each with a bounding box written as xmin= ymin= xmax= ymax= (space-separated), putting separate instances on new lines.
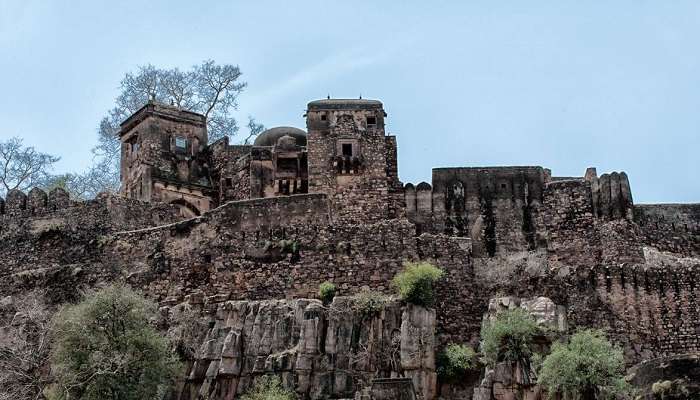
xmin=473 ymin=297 xmax=565 ymax=400
xmin=627 ymin=354 xmax=700 ymax=399
xmin=172 ymin=297 xmax=436 ymax=400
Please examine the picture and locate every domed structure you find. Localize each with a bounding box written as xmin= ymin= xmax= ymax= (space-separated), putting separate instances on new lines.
xmin=253 ymin=126 xmax=307 ymax=147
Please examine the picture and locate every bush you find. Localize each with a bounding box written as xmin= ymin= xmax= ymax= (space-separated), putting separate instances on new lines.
xmin=652 ymin=379 xmax=690 ymax=400
xmin=241 ymin=375 xmax=295 ymax=400
xmin=392 ymin=262 xmax=445 ymax=307
xmin=480 ymin=308 xmax=540 ymax=367
xmin=354 ymin=290 xmax=389 ymax=317
xmin=47 ymin=284 xmax=180 ymax=400
xmin=437 ymin=343 xmax=478 ymax=381
xmin=318 ymin=281 xmax=337 ymax=304
xmin=538 ymin=330 xmax=629 ymax=400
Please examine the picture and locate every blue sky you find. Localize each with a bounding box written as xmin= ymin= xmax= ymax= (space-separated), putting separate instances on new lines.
xmin=1 ymin=1 xmax=698 ymax=203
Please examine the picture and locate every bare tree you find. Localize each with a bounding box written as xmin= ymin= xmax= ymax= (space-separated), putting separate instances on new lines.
xmin=243 ymin=116 xmax=266 ymax=145
xmin=83 ymin=60 xmax=257 ymax=197
xmin=0 ymin=137 xmax=60 ymax=197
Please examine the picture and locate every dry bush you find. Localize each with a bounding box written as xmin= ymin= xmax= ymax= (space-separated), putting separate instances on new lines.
xmin=0 ymin=290 xmax=52 ymax=400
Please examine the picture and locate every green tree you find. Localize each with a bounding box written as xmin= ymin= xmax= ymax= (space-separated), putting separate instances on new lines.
xmin=318 ymin=281 xmax=337 ymax=305
xmin=47 ymin=284 xmax=180 ymax=400
xmin=437 ymin=343 xmax=478 ymax=382
xmin=392 ymin=262 xmax=445 ymax=307
xmin=538 ymin=330 xmax=628 ymax=400
xmin=241 ymin=375 xmax=295 ymax=400
xmin=480 ymin=308 xmax=540 ymax=367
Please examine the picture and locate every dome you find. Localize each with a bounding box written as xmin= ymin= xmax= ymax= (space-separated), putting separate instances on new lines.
xmin=253 ymin=126 xmax=307 ymax=147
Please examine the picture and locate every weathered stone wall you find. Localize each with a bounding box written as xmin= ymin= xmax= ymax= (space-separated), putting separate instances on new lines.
xmin=2 ymin=184 xmax=700 ymax=399
xmin=209 ymin=138 xmax=253 ymax=203
xmin=407 ymin=167 xmax=547 ymax=257
xmin=635 ymin=203 xmax=700 ymax=257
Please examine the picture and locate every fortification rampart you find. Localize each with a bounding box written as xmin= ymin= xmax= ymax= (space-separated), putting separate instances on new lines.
xmin=1 ymin=185 xmax=699 ymax=368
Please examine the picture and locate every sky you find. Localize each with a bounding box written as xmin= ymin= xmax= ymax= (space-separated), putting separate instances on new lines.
xmin=0 ymin=1 xmax=698 ymax=203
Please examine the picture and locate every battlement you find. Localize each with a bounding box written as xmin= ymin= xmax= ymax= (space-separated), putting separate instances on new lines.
xmin=0 ymin=187 xmax=70 ymax=217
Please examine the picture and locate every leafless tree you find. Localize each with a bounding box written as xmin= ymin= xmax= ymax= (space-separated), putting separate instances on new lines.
xmin=0 ymin=137 xmax=60 ymax=197
xmin=243 ymin=116 xmax=266 ymax=145
xmin=83 ymin=60 xmax=257 ymax=197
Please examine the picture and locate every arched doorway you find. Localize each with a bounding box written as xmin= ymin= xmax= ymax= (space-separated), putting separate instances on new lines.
xmin=169 ymin=199 xmax=201 ymax=218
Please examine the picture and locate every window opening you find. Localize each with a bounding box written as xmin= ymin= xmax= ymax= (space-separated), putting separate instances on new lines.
xmin=175 ymin=136 xmax=187 ymax=150
xmin=342 ymin=143 xmax=353 ymax=157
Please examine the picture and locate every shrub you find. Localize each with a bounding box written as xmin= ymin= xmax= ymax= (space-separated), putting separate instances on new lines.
xmin=241 ymin=375 xmax=295 ymax=400
xmin=354 ymin=290 xmax=389 ymax=317
xmin=651 ymin=379 xmax=689 ymax=400
xmin=47 ymin=284 xmax=180 ymax=400
xmin=538 ymin=330 xmax=629 ymax=400
xmin=392 ymin=262 xmax=445 ymax=307
xmin=318 ymin=281 xmax=337 ymax=304
xmin=437 ymin=343 xmax=478 ymax=381
xmin=480 ymin=308 xmax=540 ymax=367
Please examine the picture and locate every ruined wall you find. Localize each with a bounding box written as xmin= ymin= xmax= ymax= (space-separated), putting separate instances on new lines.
xmin=385 ymin=135 xmax=405 ymax=220
xmin=2 ymin=182 xmax=700 ymax=399
xmin=540 ymin=180 xmax=601 ymax=267
xmin=209 ymin=138 xmax=253 ymax=203
xmin=0 ymin=189 xmax=182 ymax=302
xmin=172 ymin=298 xmax=437 ymax=400
xmin=635 ymin=204 xmax=700 ymax=257
xmin=406 ymin=167 xmax=546 ymax=257
xmin=587 ymin=171 xmax=634 ymax=220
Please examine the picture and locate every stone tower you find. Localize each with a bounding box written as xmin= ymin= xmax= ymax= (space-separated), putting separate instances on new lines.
xmin=119 ymin=101 xmax=213 ymax=217
xmin=306 ymin=99 xmax=400 ymax=223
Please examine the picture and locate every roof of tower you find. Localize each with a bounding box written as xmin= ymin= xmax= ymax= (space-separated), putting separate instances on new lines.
xmin=307 ymin=98 xmax=383 ymax=111
xmin=253 ymin=126 xmax=307 ymax=147
xmin=119 ymin=101 xmax=206 ymax=135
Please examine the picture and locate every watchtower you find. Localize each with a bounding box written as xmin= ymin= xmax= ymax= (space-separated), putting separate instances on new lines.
xmin=119 ymin=101 xmax=213 ymax=217
xmin=305 ymin=99 xmax=401 ymax=222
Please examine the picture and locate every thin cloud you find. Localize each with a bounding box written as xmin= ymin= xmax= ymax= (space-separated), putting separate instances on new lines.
xmin=245 ymin=41 xmax=407 ymax=112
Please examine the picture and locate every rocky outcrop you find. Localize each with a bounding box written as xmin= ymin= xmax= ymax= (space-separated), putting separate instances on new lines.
xmin=627 ymin=353 xmax=700 ymax=399
xmin=473 ymin=297 xmax=566 ymax=400
xmin=171 ymin=297 xmax=436 ymax=400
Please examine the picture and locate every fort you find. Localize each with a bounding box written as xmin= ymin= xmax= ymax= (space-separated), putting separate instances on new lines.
xmin=1 ymin=98 xmax=699 ymax=399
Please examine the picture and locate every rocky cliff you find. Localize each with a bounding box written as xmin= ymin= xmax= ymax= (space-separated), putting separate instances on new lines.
xmin=169 ymin=297 xmax=437 ymax=400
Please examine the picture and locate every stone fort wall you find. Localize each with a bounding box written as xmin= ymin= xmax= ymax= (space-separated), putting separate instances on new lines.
xmin=1 ymin=185 xmax=699 ymax=368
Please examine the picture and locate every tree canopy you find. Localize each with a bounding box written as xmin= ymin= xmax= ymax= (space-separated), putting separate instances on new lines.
xmin=47 ymin=284 xmax=180 ymax=400
xmin=0 ymin=137 xmax=60 ymax=197
xmin=537 ymin=329 xmax=628 ymax=400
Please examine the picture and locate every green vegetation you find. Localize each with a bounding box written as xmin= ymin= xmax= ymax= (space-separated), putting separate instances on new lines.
xmin=392 ymin=262 xmax=445 ymax=307
xmin=47 ymin=284 xmax=180 ymax=400
xmin=479 ymin=308 xmax=541 ymax=367
xmin=437 ymin=343 xmax=478 ymax=381
xmin=278 ymin=239 xmax=299 ymax=254
xmin=538 ymin=330 xmax=628 ymax=400
xmin=651 ymin=379 xmax=690 ymax=400
xmin=318 ymin=281 xmax=337 ymax=304
xmin=354 ymin=289 xmax=389 ymax=317
xmin=241 ymin=375 xmax=296 ymax=400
